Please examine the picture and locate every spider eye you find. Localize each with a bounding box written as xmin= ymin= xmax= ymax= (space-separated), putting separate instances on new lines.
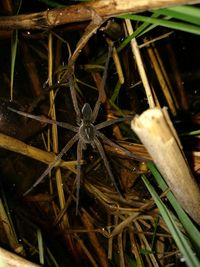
xmin=82 ymin=103 xmax=92 ymax=121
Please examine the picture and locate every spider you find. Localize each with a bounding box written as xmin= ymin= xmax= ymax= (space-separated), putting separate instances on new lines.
xmin=8 ymin=48 xmax=142 ymax=212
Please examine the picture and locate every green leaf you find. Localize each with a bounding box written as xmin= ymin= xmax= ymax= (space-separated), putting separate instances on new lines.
xmin=117 ymin=14 xmax=200 ymax=35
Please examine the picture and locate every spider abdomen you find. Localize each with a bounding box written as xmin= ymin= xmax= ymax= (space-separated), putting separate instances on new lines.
xmin=79 ymin=123 xmax=96 ymax=143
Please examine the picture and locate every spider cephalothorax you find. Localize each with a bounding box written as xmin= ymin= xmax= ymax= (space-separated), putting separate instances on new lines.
xmin=79 ymin=103 xmax=96 ymax=143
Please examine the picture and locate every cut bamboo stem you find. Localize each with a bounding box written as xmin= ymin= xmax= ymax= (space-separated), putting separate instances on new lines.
xmin=131 ymin=107 xmax=200 ymax=225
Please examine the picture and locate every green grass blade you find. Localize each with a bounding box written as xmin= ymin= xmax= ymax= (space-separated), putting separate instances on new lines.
xmin=181 ymin=129 xmax=200 ymax=136
xmin=154 ymin=6 xmax=200 ymax=26
xmin=117 ymin=14 xmax=200 ymax=35
xmin=117 ymin=13 xmax=160 ymax=53
xmin=142 ymin=174 xmax=200 ymax=267
xmin=147 ymin=162 xmax=200 ymax=251
xmin=110 ymin=80 xmax=122 ymax=103
xmin=10 ymin=0 xmax=22 ymax=101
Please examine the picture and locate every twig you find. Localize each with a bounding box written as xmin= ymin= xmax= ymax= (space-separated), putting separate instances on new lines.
xmin=81 ymin=209 xmax=110 ymax=267
xmin=124 ymin=19 xmax=155 ymax=108
xmin=0 ymin=247 xmax=40 ymax=267
xmin=0 ymin=132 xmax=77 ymax=172
xmin=0 ymin=0 xmax=199 ymax=30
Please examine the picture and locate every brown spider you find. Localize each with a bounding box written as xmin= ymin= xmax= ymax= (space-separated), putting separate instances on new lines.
xmin=8 ymin=48 xmax=142 ymax=212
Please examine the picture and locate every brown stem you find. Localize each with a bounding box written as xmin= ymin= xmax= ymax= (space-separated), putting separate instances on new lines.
xmin=0 ymin=0 xmax=199 ymax=30
xmin=81 ymin=209 xmax=110 ymax=267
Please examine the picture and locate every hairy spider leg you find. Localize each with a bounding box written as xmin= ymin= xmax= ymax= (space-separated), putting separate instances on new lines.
xmin=69 ymin=76 xmax=81 ymax=124
xmin=23 ymin=133 xmax=79 ymax=196
xmin=94 ymin=136 xmax=122 ymax=196
xmin=7 ymin=107 xmax=78 ymax=132
xmin=95 ymin=116 xmax=132 ymax=130
xmin=96 ymin=131 xmax=144 ymax=161
xmin=91 ymin=43 xmax=113 ymax=123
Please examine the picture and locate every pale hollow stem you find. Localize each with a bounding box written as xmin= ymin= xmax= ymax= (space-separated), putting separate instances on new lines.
xmin=131 ymin=107 xmax=200 ymax=225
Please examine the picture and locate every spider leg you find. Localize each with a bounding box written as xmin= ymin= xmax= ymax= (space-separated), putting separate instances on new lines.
xmin=94 ymin=136 xmax=122 ymax=196
xmin=76 ymin=140 xmax=83 ymax=215
xmin=92 ymin=44 xmax=113 ymax=123
xmin=23 ymin=133 xmax=79 ymax=196
xmin=8 ymin=107 xmax=78 ymax=132
xmin=96 ymin=131 xmax=144 ymax=161
xmin=96 ymin=116 xmax=131 ymax=130
xmin=69 ymin=76 xmax=81 ymax=124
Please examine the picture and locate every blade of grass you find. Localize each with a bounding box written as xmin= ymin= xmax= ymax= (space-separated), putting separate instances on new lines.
xmin=117 ymin=13 xmax=160 ymax=53
xmin=151 ymin=216 xmax=160 ymax=251
xmin=10 ymin=29 xmax=18 ymax=101
xmin=110 ymin=80 xmax=122 ymax=103
xmin=147 ymin=162 xmax=200 ymax=252
xmin=10 ymin=1 xmax=22 ymax=101
xmin=142 ymin=174 xmax=200 ymax=266
xmin=154 ymin=5 xmax=200 ymax=26
xmin=37 ymin=228 xmax=44 ymax=265
xmin=117 ymin=14 xmax=200 ymax=35
xmin=181 ymin=129 xmax=200 ymax=136
xmin=109 ymin=100 xmax=125 ymax=116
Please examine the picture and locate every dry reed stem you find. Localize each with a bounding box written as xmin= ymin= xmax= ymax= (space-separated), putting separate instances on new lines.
xmin=129 ymin=229 xmax=143 ymax=267
xmin=74 ymin=234 xmax=99 ymax=267
xmin=0 ymin=0 xmax=199 ymax=30
xmin=152 ymin=43 xmax=179 ymax=110
xmin=48 ymin=33 xmax=68 ymax=227
xmin=107 ymin=38 xmax=124 ymax=85
xmin=111 ymin=212 xmax=140 ymax=237
xmin=145 ymin=38 xmax=177 ymax=115
xmin=0 ymin=132 xmax=77 ymax=172
xmin=0 ymin=198 xmax=20 ymax=251
xmin=118 ymin=232 xmax=125 ymax=267
xmin=81 ymin=210 xmax=110 ymax=267
xmin=165 ymin=43 xmax=189 ymax=111
xmin=134 ymin=220 xmax=159 ymax=267
xmin=0 ymin=247 xmax=40 ymax=267
xmin=125 ymin=19 xmax=155 ymax=108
